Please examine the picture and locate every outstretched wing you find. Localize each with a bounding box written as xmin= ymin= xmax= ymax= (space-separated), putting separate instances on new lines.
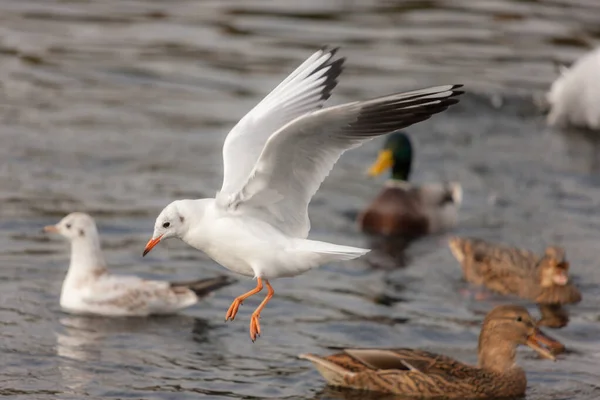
xmin=218 ymin=85 xmax=464 ymax=238
xmin=220 ymin=47 xmax=344 ymax=197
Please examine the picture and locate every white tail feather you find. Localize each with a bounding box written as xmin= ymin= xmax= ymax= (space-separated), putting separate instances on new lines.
xmin=292 ymin=239 xmax=370 ymax=260
xmin=260 ymin=239 xmax=369 ymax=278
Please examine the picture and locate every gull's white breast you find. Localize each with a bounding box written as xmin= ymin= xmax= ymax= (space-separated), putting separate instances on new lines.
xmin=182 ymin=205 xmax=291 ymax=278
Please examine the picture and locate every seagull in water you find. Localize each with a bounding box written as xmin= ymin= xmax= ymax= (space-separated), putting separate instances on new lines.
xmin=143 ymin=47 xmax=464 ymax=340
xmin=44 ymin=212 xmax=235 ymax=317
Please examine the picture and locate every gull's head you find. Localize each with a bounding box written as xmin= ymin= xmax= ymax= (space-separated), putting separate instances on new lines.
xmin=143 ymin=201 xmax=188 ymax=257
xmin=43 ymin=212 xmax=98 ymax=241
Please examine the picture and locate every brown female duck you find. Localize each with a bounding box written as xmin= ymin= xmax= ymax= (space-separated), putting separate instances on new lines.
xmin=448 ymin=237 xmax=581 ymax=306
xmin=300 ymin=305 xmax=559 ymax=398
xmin=358 ymin=131 xmax=462 ymax=238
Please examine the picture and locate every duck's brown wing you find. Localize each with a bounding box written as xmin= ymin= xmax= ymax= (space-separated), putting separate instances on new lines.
xmin=345 ymin=348 xmax=478 ymax=378
xmin=450 ymin=237 xmax=539 ymax=296
xmin=358 ymin=187 xmax=429 ymax=237
xmin=345 ymin=367 xmax=526 ymax=398
xmin=304 ymin=348 xmax=474 ymax=376
xmin=323 ymin=352 xmax=375 ymax=373
xmin=474 ymin=255 xmax=534 ymax=296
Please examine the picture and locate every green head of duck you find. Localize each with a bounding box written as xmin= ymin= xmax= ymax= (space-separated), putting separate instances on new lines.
xmin=367 ymin=131 xmax=413 ymax=181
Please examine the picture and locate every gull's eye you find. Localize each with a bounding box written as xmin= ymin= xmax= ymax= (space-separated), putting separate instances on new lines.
xmin=162 ymin=222 xmax=170 ymax=228
xmin=66 ymin=223 xmax=72 ymax=229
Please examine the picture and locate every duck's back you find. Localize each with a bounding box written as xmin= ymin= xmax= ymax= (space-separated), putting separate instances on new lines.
xmin=346 ymin=367 xmax=526 ymax=398
xmin=449 ymin=237 xmax=538 ymax=296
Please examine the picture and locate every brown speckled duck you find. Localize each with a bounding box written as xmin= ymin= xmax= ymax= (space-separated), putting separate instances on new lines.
xmin=358 ymin=131 xmax=462 ymax=238
xmin=300 ymin=305 xmax=559 ymax=398
xmin=448 ymin=237 xmax=582 ymax=308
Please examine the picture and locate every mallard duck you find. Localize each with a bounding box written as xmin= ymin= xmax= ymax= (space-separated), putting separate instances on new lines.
xmin=300 ymin=305 xmax=560 ymax=398
xmin=358 ymin=131 xmax=462 ymax=238
xmin=448 ymin=237 xmax=582 ymax=307
xmin=44 ymin=212 xmax=235 ymax=316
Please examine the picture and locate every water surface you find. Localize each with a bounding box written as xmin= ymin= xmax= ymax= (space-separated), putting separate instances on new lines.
xmin=2 ymin=1 xmax=600 ymax=399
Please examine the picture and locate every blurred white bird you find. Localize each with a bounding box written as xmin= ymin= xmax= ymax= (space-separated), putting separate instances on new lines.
xmin=546 ymin=47 xmax=600 ymax=130
xmin=143 ymin=47 xmax=464 ymax=341
xmin=45 ymin=212 xmax=234 ymax=317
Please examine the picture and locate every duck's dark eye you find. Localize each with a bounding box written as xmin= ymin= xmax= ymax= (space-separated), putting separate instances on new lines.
xmin=516 ymin=316 xmax=523 ymax=322
xmin=65 ymin=223 xmax=71 ymax=229
xmin=162 ymin=222 xmax=170 ymax=228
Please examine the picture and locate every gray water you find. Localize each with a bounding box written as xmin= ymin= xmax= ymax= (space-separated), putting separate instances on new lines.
xmin=2 ymin=0 xmax=600 ymax=399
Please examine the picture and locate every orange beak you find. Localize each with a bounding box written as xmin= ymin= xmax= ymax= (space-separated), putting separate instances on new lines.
xmin=43 ymin=225 xmax=59 ymax=233
xmin=143 ymin=234 xmax=163 ymax=257
xmin=526 ymin=328 xmax=562 ymax=360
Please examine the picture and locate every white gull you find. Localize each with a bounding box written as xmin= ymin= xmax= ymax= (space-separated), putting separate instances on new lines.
xmin=143 ymin=47 xmax=464 ymax=340
xmin=45 ymin=212 xmax=234 ymax=317
xmin=546 ymin=46 xmax=600 ymax=130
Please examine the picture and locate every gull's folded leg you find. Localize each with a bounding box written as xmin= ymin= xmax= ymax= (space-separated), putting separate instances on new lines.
xmin=249 ymin=280 xmax=274 ymax=342
xmin=225 ymin=278 xmax=264 ymax=321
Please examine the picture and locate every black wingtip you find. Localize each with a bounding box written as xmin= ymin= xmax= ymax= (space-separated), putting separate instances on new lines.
xmin=319 ymin=45 xmax=341 ymax=56
xmin=311 ymin=46 xmax=346 ymax=103
xmin=346 ymin=84 xmax=466 ymax=137
xmin=171 ymin=275 xmax=237 ymax=298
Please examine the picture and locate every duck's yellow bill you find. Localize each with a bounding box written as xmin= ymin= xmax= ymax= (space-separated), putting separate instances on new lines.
xmin=367 ymin=149 xmax=394 ymax=177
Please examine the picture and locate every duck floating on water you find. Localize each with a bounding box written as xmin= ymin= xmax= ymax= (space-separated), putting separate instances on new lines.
xmin=300 ymin=305 xmax=560 ymax=398
xmin=448 ymin=237 xmax=581 ymax=328
xmin=448 ymin=237 xmax=581 ymax=304
xmin=358 ymin=131 xmax=462 ymax=239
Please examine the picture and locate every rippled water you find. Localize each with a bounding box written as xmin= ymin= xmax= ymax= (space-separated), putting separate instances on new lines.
xmin=2 ymin=0 xmax=600 ymax=399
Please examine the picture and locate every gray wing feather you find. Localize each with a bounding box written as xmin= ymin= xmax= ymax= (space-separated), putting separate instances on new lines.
xmin=220 ymin=84 xmax=464 ymax=238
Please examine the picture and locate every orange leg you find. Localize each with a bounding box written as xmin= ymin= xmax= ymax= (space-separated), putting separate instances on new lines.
xmin=225 ymin=278 xmax=264 ymax=322
xmin=249 ymin=280 xmax=274 ymax=342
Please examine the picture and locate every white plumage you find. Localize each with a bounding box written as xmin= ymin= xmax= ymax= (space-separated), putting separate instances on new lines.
xmin=45 ymin=212 xmax=234 ymax=317
xmin=546 ymin=47 xmax=600 ymax=130
xmin=144 ymin=47 xmax=463 ymax=340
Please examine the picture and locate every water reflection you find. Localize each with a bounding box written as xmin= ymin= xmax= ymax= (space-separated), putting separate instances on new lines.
xmin=55 ymin=314 xmax=207 ymax=361
xmin=55 ymin=314 xmax=209 ymax=391
xmin=363 ymin=236 xmax=411 ymax=269
xmin=537 ymin=303 xmax=570 ymax=329
xmin=311 ymin=386 xmax=409 ymax=400
xmin=549 ymin=126 xmax=600 ymax=173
